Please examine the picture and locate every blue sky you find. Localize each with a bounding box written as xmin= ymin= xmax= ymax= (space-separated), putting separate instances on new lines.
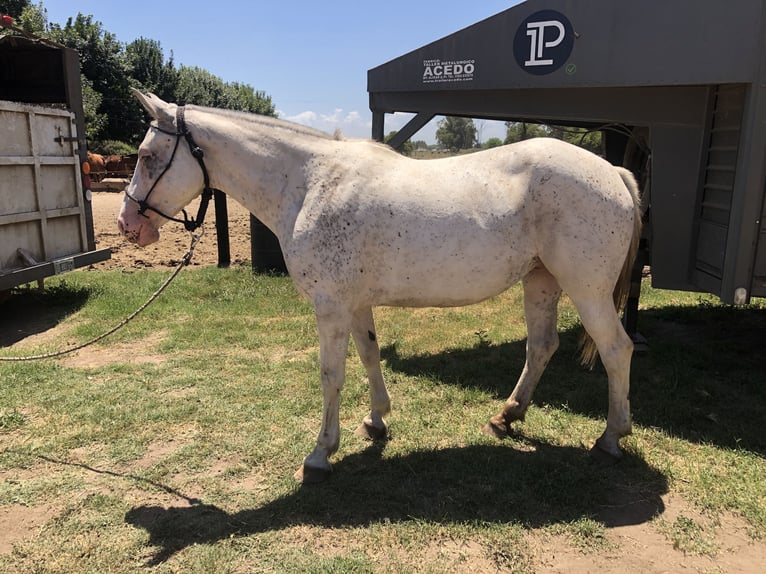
xmin=44 ymin=1 xmax=522 ymax=143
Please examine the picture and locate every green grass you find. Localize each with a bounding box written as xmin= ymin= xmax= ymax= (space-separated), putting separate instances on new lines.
xmin=0 ymin=266 xmax=764 ymax=572
xmin=655 ymin=515 xmax=719 ymax=556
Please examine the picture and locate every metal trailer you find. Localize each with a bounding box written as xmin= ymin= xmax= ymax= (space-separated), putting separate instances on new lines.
xmin=367 ymin=0 xmax=766 ymax=307
xmin=0 ymin=25 xmax=110 ymax=292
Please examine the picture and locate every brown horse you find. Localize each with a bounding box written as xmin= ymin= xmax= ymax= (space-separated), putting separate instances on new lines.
xmin=86 ymin=151 xmax=106 ymax=182
xmin=104 ymin=154 xmax=138 ymax=178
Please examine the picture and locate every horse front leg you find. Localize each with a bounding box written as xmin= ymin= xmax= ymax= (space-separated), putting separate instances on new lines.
xmin=483 ymin=266 xmax=561 ymax=438
xmin=351 ymin=307 xmax=390 ymax=441
xmin=295 ymin=305 xmax=351 ymax=484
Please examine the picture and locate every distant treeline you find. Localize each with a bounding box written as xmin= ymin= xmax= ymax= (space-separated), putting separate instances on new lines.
xmin=2 ymin=1 xmax=276 ymax=154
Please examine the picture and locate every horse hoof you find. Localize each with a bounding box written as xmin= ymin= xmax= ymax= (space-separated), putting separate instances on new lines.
xmin=588 ymin=442 xmax=622 ymax=466
xmin=294 ymin=463 xmax=332 ymax=484
xmin=354 ymin=421 xmax=388 ymax=441
xmin=481 ymin=416 xmax=511 ymax=440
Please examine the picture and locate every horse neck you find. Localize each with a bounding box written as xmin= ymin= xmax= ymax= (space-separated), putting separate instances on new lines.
xmin=187 ymin=108 xmax=329 ymax=240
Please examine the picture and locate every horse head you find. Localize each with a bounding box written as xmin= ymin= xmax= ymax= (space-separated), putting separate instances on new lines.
xmin=118 ymin=90 xmax=207 ymax=246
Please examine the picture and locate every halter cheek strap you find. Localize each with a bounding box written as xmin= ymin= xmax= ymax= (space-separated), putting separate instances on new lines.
xmin=126 ymin=106 xmax=216 ymax=232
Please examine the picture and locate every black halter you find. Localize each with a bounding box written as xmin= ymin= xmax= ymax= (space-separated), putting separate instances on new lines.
xmin=126 ymin=106 xmax=215 ymax=232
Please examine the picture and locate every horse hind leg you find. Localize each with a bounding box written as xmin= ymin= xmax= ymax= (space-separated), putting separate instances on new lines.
xmin=570 ymin=293 xmax=634 ymax=462
xmin=483 ymin=266 xmax=561 ymax=438
xmin=350 ymin=307 xmax=391 ymax=441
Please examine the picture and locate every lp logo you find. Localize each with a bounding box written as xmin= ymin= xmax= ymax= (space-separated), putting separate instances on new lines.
xmin=513 ymin=10 xmax=574 ymax=75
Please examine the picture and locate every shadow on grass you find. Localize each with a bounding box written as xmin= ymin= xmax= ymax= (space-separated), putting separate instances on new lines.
xmin=0 ymin=283 xmax=91 ymax=347
xmin=381 ymin=303 xmax=766 ymax=455
xmin=126 ymin=438 xmax=667 ymax=565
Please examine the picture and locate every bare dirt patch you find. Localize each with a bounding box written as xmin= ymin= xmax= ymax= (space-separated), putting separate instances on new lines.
xmin=58 ymin=331 xmax=168 ymax=369
xmin=532 ymin=494 xmax=765 ymax=573
xmin=1 ymin=191 xmax=254 ymax=363
xmin=0 ymin=504 xmax=59 ymax=554
xmin=89 ymin=191 xmax=254 ymax=270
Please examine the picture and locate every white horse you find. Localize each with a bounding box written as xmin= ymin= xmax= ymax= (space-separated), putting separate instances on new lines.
xmin=119 ymin=90 xmax=642 ymax=483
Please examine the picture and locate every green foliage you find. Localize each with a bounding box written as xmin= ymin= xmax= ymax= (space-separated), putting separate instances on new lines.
xmin=175 ymin=65 xmax=275 ymax=115
xmin=482 ymin=137 xmax=504 ymax=149
xmin=504 ymin=121 xmax=550 ymax=144
xmin=48 ymin=13 xmax=140 ymax=144
xmin=554 ymin=126 xmax=603 ymax=155
xmin=176 ymin=66 xmax=228 ymax=108
xmin=94 ymin=140 xmax=136 ymax=155
xmin=504 ymin=122 xmax=604 ymax=154
xmin=27 ymin=3 xmax=275 ymax=149
xmin=125 ymin=37 xmax=177 ymax=101
xmin=383 ymin=130 xmax=414 ymax=155
xmin=0 ymin=0 xmax=29 ymax=19
xmin=436 ymin=116 xmax=477 ymax=150
xmin=218 ymin=81 xmax=275 ymax=116
xmin=17 ymin=1 xmax=45 ymax=33
xmin=80 ymin=74 xmax=107 ymax=143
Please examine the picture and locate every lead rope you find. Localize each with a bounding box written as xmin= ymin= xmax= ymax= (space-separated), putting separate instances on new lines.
xmin=0 ymin=230 xmax=204 ymax=362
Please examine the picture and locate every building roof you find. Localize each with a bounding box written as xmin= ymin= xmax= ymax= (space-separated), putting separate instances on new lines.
xmin=369 ymin=0 xmax=764 ymax=95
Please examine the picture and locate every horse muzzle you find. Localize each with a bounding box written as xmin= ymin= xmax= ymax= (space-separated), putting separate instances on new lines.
xmin=117 ymin=208 xmax=161 ymax=247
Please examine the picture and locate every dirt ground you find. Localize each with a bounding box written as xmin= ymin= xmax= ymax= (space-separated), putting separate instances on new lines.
xmin=2 ymin=191 xmax=766 ymax=572
xmin=89 ymin=190 xmax=255 ymax=270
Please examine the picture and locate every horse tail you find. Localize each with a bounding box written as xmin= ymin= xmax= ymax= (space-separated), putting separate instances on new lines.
xmin=580 ymin=167 xmax=643 ymax=368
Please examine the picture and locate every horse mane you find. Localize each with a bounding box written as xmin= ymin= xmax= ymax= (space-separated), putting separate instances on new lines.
xmin=187 ymin=105 xmax=336 ymax=142
xmin=185 ymin=104 xmax=406 ymax=158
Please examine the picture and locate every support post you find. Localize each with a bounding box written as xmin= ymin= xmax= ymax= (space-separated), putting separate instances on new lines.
xmin=372 ymin=111 xmax=385 ymax=142
xmin=250 ymin=215 xmax=287 ymax=274
xmin=214 ymin=190 xmax=230 ymax=268
xmin=385 ymin=112 xmax=435 ymax=150
xmin=605 ymin=127 xmax=650 ymax=350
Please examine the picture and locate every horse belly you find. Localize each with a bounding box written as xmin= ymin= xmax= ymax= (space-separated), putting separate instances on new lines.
xmin=368 ymin=230 xmax=533 ymax=308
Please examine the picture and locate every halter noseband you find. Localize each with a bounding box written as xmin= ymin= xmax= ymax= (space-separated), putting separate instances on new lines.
xmin=126 ymin=106 xmax=215 ymax=232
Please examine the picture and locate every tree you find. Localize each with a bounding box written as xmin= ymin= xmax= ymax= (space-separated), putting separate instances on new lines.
xmin=504 ymin=122 xmax=604 ymax=154
xmin=383 ymin=131 xmax=414 ymax=155
xmin=504 ymin=121 xmax=549 ymax=144
xmin=175 ymin=65 xmax=275 ymax=116
xmin=175 ymin=65 xmax=226 ymax=107
xmin=32 ymin=5 xmax=275 ymax=148
xmin=0 ymin=0 xmax=29 ymax=18
xmin=436 ymin=117 xmax=477 ymax=151
xmin=552 ymin=126 xmax=603 ymax=155
xmin=17 ymin=1 xmax=46 ymax=33
xmin=80 ymin=74 xmax=107 ymax=143
xmin=483 ymin=137 xmax=504 ymax=149
xmin=125 ymin=37 xmax=177 ymax=102
xmin=49 ymin=14 xmax=140 ymax=144
xmin=219 ymin=81 xmax=275 ymax=116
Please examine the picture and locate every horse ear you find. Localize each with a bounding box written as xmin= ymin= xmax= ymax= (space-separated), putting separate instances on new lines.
xmin=131 ymin=88 xmax=175 ymax=127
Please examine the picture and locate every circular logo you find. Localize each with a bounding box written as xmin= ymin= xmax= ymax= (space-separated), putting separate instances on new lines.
xmin=513 ymin=10 xmax=574 ymax=75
